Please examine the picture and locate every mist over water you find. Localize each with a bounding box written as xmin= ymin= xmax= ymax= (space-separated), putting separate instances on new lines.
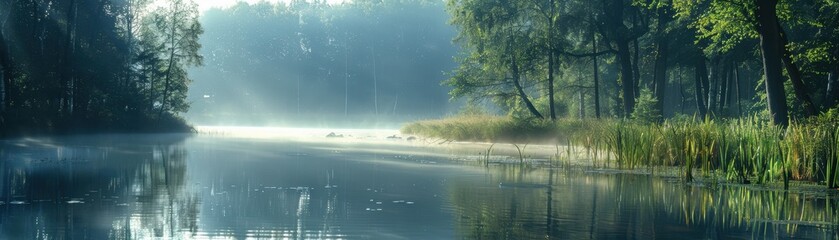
xmin=186 ymin=1 xmax=460 ymax=127
xmin=0 ymin=130 xmax=836 ymax=239
xmin=2 ymin=0 xmax=839 ymax=238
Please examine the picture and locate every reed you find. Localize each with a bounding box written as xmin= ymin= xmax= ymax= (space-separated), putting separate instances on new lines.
xmin=402 ymin=112 xmax=839 ymax=188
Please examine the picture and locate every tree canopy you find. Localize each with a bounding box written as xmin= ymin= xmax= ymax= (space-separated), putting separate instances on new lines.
xmin=446 ymin=0 xmax=839 ymax=125
xmin=0 ymin=0 xmax=203 ymax=135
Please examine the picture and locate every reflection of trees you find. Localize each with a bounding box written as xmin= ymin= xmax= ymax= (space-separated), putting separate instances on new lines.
xmin=123 ymin=144 xmax=197 ymax=239
xmin=450 ymin=165 xmax=839 ymax=239
xmin=0 ymin=135 xmax=198 ymax=239
xmin=193 ymin=166 xmax=347 ymax=238
xmin=449 ymin=165 xmax=550 ymax=239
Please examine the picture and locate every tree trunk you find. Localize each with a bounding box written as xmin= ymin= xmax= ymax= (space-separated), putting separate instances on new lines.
xmin=591 ymin=19 xmax=601 ymax=119
xmin=653 ymin=7 xmax=670 ymax=116
xmin=718 ymin=59 xmax=730 ymax=114
xmin=60 ymin=0 xmax=76 ymax=116
xmin=31 ymin=0 xmax=40 ymax=56
xmin=617 ymin=40 xmax=635 ymax=116
xmin=548 ymin=47 xmax=556 ymax=120
xmin=547 ymin=0 xmax=556 ymax=120
xmin=700 ymin=57 xmax=710 ymax=110
xmin=652 ymin=36 xmax=668 ymax=116
xmin=372 ymin=45 xmax=378 ymax=115
xmin=0 ymin=28 xmax=6 ymax=114
xmin=125 ymin=0 xmax=135 ymax=89
xmin=161 ymin=52 xmax=176 ymax=117
xmin=755 ymin=0 xmax=789 ymax=126
xmin=633 ymin=38 xmax=641 ymax=99
xmin=707 ymin=57 xmax=720 ymax=116
xmin=631 ymin=9 xmax=642 ymax=99
xmin=579 ymin=91 xmax=585 ymax=119
xmin=512 ymin=56 xmax=543 ymax=119
xmin=0 ymin=2 xmax=9 ymax=114
xmin=0 ymin=64 xmax=3 ymax=113
xmin=825 ymin=68 xmax=839 ymax=109
xmin=734 ymin=61 xmax=743 ymax=116
xmin=148 ymin=67 xmax=155 ymax=112
xmin=695 ymin=58 xmax=708 ymax=117
xmin=777 ymin=22 xmax=817 ymax=116
xmin=602 ymin=0 xmax=633 ymax=117
xmin=679 ymin=67 xmax=686 ymax=113
xmin=160 ymin=4 xmax=179 ymax=118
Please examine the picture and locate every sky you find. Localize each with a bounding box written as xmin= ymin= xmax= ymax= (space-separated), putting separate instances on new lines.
xmin=196 ymin=0 xmax=347 ymax=11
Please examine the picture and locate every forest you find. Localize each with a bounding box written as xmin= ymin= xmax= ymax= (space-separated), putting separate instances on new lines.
xmin=187 ymin=0 xmax=458 ymax=126
xmin=1 ymin=0 xmax=839 ymax=238
xmin=444 ymin=0 xmax=839 ymax=124
xmin=0 ymin=0 xmax=201 ymax=135
xmin=6 ymin=0 xmax=836 ymax=130
xmin=403 ymin=0 xmax=839 ymax=188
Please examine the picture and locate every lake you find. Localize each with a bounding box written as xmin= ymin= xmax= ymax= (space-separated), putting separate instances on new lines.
xmin=0 ymin=127 xmax=837 ymax=239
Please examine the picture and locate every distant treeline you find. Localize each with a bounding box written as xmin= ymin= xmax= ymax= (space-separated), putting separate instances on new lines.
xmin=0 ymin=0 xmax=202 ymax=136
xmin=446 ymin=0 xmax=839 ymax=126
xmin=187 ymin=0 xmax=458 ymax=124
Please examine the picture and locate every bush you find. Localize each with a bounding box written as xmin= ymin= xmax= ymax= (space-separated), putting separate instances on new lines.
xmin=631 ymin=88 xmax=661 ymax=124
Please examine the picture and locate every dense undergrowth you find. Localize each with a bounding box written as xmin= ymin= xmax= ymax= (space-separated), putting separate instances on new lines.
xmin=401 ymin=112 xmax=839 ymax=188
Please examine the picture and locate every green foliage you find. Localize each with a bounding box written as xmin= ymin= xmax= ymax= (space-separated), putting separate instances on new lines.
xmin=446 ymin=0 xmax=567 ymax=119
xmin=143 ymin=0 xmax=204 ymax=115
xmin=0 ymin=0 xmax=202 ymax=135
xmin=672 ymin=0 xmax=759 ymax=54
xmin=631 ymin=88 xmax=662 ymax=124
xmin=458 ymin=100 xmax=490 ymax=116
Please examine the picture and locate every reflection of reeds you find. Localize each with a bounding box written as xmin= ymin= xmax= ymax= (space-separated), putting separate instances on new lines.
xmin=449 ymin=166 xmax=839 ymax=239
xmin=402 ymin=114 xmax=839 ymax=187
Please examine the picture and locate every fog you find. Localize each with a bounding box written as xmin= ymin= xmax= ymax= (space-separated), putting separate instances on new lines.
xmin=186 ymin=1 xmax=459 ymax=128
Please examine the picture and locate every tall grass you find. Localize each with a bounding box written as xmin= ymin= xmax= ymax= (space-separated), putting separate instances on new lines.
xmin=401 ymin=113 xmax=839 ymax=188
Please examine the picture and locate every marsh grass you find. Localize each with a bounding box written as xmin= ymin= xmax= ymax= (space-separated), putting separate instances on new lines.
xmin=401 ymin=113 xmax=839 ymax=188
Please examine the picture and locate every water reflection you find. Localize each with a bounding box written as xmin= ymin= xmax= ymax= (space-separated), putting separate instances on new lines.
xmin=183 ymin=136 xmax=451 ymax=239
xmin=450 ymin=165 xmax=839 ymax=239
xmin=0 ymin=135 xmax=196 ymax=239
xmin=0 ymin=133 xmax=837 ymax=239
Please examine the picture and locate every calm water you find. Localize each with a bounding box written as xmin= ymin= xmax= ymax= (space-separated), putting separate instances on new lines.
xmin=0 ymin=130 xmax=837 ymax=239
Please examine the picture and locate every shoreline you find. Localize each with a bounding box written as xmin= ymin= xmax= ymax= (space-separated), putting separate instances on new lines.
xmin=413 ymin=138 xmax=839 ymax=196
xmin=401 ymin=115 xmax=839 ymax=189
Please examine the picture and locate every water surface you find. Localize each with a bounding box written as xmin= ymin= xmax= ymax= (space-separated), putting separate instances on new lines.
xmin=0 ymin=129 xmax=837 ymax=239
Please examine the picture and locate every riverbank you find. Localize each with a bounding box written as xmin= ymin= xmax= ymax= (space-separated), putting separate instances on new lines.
xmin=0 ymin=113 xmax=195 ymax=138
xmin=401 ymin=114 xmax=839 ymax=189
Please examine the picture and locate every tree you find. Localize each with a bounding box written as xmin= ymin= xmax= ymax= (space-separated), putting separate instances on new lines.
xmin=0 ymin=0 xmax=201 ymax=135
xmin=640 ymin=0 xmax=674 ymax=117
xmin=144 ymin=0 xmax=203 ymax=117
xmin=447 ymin=0 xmax=544 ymax=118
xmin=0 ymin=1 xmax=9 ymax=116
xmin=597 ymin=0 xmax=643 ymax=116
xmin=673 ymin=0 xmax=791 ymax=125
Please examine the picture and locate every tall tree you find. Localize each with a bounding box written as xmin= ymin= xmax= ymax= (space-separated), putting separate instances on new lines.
xmin=0 ymin=1 xmax=9 ymax=115
xmin=544 ymin=0 xmax=558 ymax=120
xmin=590 ymin=14 xmax=602 ymax=119
xmin=145 ymin=0 xmax=203 ymax=117
xmin=598 ymin=0 xmax=639 ymax=116
xmin=694 ymin=56 xmax=709 ymax=117
xmin=754 ymin=0 xmax=789 ymax=125
xmin=0 ymin=0 xmax=200 ymax=134
xmin=649 ymin=3 xmax=672 ymax=117
xmin=674 ymin=0 xmax=790 ymax=125
xmin=447 ymin=0 xmax=544 ymax=118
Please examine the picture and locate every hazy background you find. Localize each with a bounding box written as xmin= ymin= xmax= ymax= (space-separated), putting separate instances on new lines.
xmin=186 ymin=0 xmax=459 ymax=128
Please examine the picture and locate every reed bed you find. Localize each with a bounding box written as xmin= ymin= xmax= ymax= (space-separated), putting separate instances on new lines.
xmin=401 ymin=113 xmax=839 ymax=188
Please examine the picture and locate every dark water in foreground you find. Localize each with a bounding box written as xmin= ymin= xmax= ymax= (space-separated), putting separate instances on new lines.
xmin=0 ymin=131 xmax=837 ymax=239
